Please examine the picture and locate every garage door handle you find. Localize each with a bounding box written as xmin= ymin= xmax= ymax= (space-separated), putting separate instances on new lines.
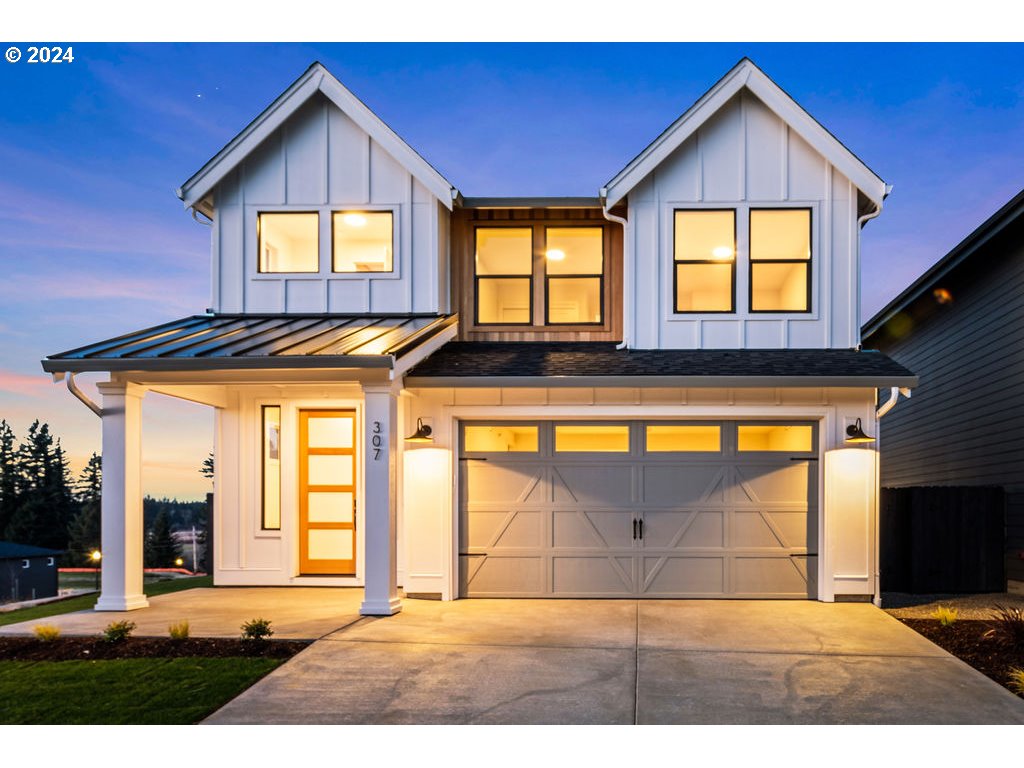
xmin=632 ymin=519 xmax=637 ymax=540
xmin=789 ymin=457 xmax=818 ymax=461
xmin=462 ymin=457 xmax=488 ymax=461
xmin=638 ymin=519 xmax=644 ymax=539
xmin=790 ymin=553 xmax=818 ymax=557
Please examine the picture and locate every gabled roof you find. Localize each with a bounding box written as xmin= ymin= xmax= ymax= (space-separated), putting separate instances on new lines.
xmin=862 ymin=187 xmax=1024 ymax=342
xmin=177 ymin=62 xmax=457 ymax=213
xmin=602 ymin=58 xmax=888 ymax=210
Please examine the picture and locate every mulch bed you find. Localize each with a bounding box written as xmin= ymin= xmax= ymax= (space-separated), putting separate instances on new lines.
xmin=900 ymin=619 xmax=1024 ymax=697
xmin=0 ymin=636 xmax=311 ymax=662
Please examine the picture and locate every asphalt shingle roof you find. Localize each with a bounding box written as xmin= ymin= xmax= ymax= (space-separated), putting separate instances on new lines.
xmin=0 ymin=541 xmax=63 ymax=559
xmin=406 ymin=343 xmax=916 ymax=385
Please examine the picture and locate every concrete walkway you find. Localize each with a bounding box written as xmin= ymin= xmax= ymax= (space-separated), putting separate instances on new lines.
xmin=205 ymin=599 xmax=1024 ymax=725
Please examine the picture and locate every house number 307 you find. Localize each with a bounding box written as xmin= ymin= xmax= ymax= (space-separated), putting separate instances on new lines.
xmin=371 ymin=421 xmax=383 ymax=460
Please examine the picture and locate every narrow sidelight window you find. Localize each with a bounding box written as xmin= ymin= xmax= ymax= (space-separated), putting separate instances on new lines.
xmin=674 ymin=210 xmax=736 ymax=312
xmin=545 ymin=227 xmax=604 ymax=324
xmin=332 ymin=211 xmax=393 ymax=272
xmin=258 ymin=213 xmax=319 ymax=273
xmin=475 ymin=228 xmax=533 ymax=324
xmin=749 ymin=209 xmax=811 ymax=312
xmin=262 ymin=406 xmax=282 ymax=530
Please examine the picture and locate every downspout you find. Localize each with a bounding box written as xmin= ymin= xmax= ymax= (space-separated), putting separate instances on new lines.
xmin=600 ymin=188 xmax=630 ymax=350
xmin=52 ymin=371 xmax=103 ymax=417
xmin=871 ymin=384 xmax=911 ymax=607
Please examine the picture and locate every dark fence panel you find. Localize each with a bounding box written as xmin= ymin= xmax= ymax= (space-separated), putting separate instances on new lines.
xmin=881 ymin=486 xmax=1005 ymax=593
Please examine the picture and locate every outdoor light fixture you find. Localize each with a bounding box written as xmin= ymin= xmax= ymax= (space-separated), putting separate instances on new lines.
xmin=405 ymin=418 xmax=433 ymax=443
xmin=90 ymin=550 xmax=101 ymax=591
xmin=174 ymin=557 xmax=184 ymax=568
xmin=845 ymin=418 xmax=875 ymax=444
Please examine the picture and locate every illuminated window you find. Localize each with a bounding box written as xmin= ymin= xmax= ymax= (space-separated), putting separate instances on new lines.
xmin=555 ymin=425 xmax=630 ymax=452
xmin=475 ymin=228 xmax=532 ymax=324
xmin=646 ymin=425 xmax=721 ymax=452
xmin=750 ymin=209 xmax=811 ymax=312
xmin=674 ymin=210 xmax=735 ymax=312
xmin=258 ymin=213 xmax=319 ymax=273
xmin=464 ymin=425 xmax=539 ymax=452
xmin=737 ymin=425 xmax=814 ymax=452
xmin=262 ymin=406 xmax=281 ymax=530
xmin=333 ymin=211 xmax=393 ymax=272
xmin=545 ymin=228 xmax=603 ymax=324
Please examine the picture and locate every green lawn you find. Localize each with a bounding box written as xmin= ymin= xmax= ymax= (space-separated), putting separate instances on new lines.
xmin=0 ymin=575 xmax=213 ymax=627
xmin=0 ymin=657 xmax=282 ymax=724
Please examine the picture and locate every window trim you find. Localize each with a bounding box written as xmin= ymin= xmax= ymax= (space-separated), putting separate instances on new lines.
xmin=747 ymin=207 xmax=813 ymax=315
xmin=543 ymin=226 xmax=605 ymax=326
xmin=473 ymin=226 xmax=535 ymax=327
xmin=330 ymin=209 xmax=395 ymax=274
xmin=672 ymin=208 xmax=737 ymax=315
xmin=256 ymin=211 xmax=321 ymax=275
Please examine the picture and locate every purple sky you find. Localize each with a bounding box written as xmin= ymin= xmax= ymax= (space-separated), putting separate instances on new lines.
xmin=1 ymin=43 xmax=1022 ymax=500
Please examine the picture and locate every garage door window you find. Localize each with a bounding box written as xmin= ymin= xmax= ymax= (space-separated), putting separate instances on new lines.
xmin=464 ymin=425 xmax=539 ymax=452
xmin=554 ymin=424 xmax=629 ymax=452
xmin=737 ymin=425 xmax=814 ymax=452
xmin=645 ymin=425 xmax=721 ymax=452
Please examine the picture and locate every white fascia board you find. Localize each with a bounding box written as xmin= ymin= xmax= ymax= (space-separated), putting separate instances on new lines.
xmin=603 ymin=59 xmax=886 ymax=210
xmin=403 ymin=375 xmax=919 ymax=389
xmin=177 ymin=63 xmax=456 ymax=211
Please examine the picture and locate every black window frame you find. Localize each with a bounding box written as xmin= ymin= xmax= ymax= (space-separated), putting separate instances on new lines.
xmin=330 ymin=209 xmax=395 ymax=274
xmin=747 ymin=207 xmax=813 ymax=315
xmin=256 ymin=211 xmax=321 ymax=274
xmin=543 ymin=225 xmax=605 ymax=326
xmin=473 ymin=226 xmax=535 ymax=327
xmin=672 ymin=208 xmax=737 ymax=315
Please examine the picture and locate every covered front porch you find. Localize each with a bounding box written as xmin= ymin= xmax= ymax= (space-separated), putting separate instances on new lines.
xmin=41 ymin=313 xmax=458 ymax=617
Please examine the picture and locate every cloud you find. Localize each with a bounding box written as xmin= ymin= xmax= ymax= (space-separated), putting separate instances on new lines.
xmin=0 ymin=369 xmax=53 ymax=398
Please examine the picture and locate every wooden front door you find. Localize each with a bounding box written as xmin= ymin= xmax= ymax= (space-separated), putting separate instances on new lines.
xmin=299 ymin=409 xmax=357 ymax=575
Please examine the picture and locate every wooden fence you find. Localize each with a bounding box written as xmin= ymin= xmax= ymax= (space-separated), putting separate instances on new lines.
xmin=880 ymin=486 xmax=1005 ymax=593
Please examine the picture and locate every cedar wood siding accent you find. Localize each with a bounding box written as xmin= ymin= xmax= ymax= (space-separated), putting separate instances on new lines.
xmin=452 ymin=207 xmax=624 ymax=341
xmin=867 ymin=224 xmax=1024 ymax=582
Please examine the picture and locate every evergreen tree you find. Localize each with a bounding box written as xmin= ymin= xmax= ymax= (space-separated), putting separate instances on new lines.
xmin=144 ymin=509 xmax=180 ymax=568
xmin=4 ymin=421 xmax=77 ymax=549
xmin=68 ymin=453 xmax=102 ymax=563
xmin=199 ymin=452 xmax=214 ymax=481
xmin=0 ymin=420 xmax=17 ymax=537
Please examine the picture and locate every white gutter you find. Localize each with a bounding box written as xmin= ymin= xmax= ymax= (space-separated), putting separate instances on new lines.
xmin=52 ymin=371 xmax=103 ymax=417
xmin=600 ymin=187 xmax=630 ymax=350
xmin=876 ymin=386 xmax=912 ymax=419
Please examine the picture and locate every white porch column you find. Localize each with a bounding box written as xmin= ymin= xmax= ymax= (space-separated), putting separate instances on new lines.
xmin=360 ymin=384 xmax=401 ymax=616
xmin=95 ymin=382 xmax=149 ymax=611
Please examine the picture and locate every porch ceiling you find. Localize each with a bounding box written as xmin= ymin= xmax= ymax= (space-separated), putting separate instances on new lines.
xmin=41 ymin=314 xmax=457 ymax=374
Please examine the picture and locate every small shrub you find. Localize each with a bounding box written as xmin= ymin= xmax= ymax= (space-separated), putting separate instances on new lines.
xmin=932 ymin=605 xmax=959 ymax=627
xmin=32 ymin=623 xmax=61 ymax=642
xmin=168 ymin=620 xmax=190 ymax=641
xmin=241 ymin=617 xmax=274 ymax=642
xmin=986 ymin=605 xmax=1024 ymax=649
xmin=1008 ymin=668 xmax=1024 ymax=696
xmin=101 ymin=620 xmax=136 ymax=643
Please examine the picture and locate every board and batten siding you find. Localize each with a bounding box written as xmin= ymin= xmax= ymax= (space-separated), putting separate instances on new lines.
xmin=626 ymin=90 xmax=862 ymax=350
xmin=210 ymin=94 xmax=448 ymax=315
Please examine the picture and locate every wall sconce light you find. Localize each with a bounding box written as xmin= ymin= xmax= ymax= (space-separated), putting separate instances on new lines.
xmin=845 ymin=418 xmax=875 ymax=444
xmin=405 ymin=418 xmax=433 ymax=443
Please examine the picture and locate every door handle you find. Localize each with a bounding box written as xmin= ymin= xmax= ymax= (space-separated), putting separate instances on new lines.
xmin=638 ymin=519 xmax=644 ymax=540
xmin=632 ymin=519 xmax=638 ymax=540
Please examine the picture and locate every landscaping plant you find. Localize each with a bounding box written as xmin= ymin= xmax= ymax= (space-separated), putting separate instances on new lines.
xmin=986 ymin=605 xmax=1024 ymax=649
xmin=101 ymin=620 xmax=136 ymax=643
xmin=31 ymin=624 xmax=61 ymax=642
xmin=168 ymin=620 xmax=190 ymax=641
xmin=931 ymin=605 xmax=959 ymax=626
xmin=1008 ymin=667 xmax=1024 ymax=696
xmin=241 ymin=617 xmax=273 ymax=642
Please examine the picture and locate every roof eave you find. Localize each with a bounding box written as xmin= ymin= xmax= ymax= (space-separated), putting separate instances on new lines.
xmin=404 ymin=374 xmax=919 ymax=389
xmin=42 ymin=355 xmax=396 ymax=374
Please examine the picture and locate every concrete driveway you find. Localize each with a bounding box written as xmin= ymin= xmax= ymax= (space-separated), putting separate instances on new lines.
xmin=205 ymin=599 xmax=1024 ymax=725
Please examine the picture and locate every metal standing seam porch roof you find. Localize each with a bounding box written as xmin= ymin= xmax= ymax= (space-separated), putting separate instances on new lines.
xmin=41 ymin=314 xmax=457 ymax=373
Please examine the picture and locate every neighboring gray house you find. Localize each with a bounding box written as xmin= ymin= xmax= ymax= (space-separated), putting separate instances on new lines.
xmin=862 ymin=188 xmax=1024 ymax=592
xmin=0 ymin=542 xmax=61 ymax=603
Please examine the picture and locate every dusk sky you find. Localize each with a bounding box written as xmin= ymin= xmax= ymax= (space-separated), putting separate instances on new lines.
xmin=1 ymin=42 xmax=1022 ymax=500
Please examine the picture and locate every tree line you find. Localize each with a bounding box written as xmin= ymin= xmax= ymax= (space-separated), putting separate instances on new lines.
xmin=0 ymin=419 xmax=207 ymax=568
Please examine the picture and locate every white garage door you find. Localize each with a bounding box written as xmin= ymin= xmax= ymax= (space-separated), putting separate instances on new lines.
xmin=459 ymin=421 xmax=817 ymax=599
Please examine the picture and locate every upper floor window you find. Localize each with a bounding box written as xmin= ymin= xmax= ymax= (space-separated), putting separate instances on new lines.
xmin=474 ymin=225 xmax=604 ymax=326
xmin=749 ymin=209 xmax=811 ymax=312
xmin=257 ymin=210 xmax=394 ymax=274
xmin=673 ymin=210 xmax=735 ymax=313
xmin=258 ymin=212 xmax=319 ymax=273
xmin=333 ymin=211 xmax=393 ymax=273
xmin=672 ymin=207 xmax=811 ymax=314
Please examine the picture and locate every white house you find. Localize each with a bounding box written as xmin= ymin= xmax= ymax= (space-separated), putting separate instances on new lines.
xmin=42 ymin=59 xmax=916 ymax=615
